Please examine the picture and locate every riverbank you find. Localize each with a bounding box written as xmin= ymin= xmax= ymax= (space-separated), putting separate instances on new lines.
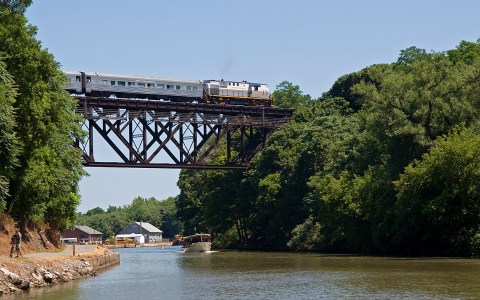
xmin=0 ymin=245 xmax=119 ymax=295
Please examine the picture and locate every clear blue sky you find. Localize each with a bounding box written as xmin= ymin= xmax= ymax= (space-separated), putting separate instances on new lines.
xmin=25 ymin=0 xmax=480 ymax=212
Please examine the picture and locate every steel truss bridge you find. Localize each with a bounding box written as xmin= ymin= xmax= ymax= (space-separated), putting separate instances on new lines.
xmin=75 ymin=97 xmax=293 ymax=169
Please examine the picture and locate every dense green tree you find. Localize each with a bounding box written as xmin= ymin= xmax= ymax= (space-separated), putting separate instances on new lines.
xmin=157 ymin=196 xmax=183 ymax=238
xmin=272 ymin=81 xmax=312 ymax=108
xmin=354 ymin=53 xmax=480 ymax=172
xmin=242 ymin=97 xmax=357 ymax=249
xmin=0 ymin=0 xmax=31 ymax=13
xmin=85 ymin=207 xmax=105 ymax=216
xmin=175 ymin=39 xmax=480 ymax=256
xmin=308 ymin=48 xmax=480 ymax=254
xmin=325 ymin=64 xmax=390 ymax=112
xmin=282 ymin=98 xmax=361 ymax=252
xmin=124 ymin=196 xmax=171 ymax=229
xmin=446 ymin=39 xmax=480 ymax=64
xmin=0 ymin=7 xmax=86 ymax=229
xmin=394 ymin=127 xmax=480 ymax=256
xmin=396 ymin=46 xmax=428 ymax=65
xmin=0 ymin=58 xmax=20 ymax=211
xmin=286 ymin=42 xmax=480 ymax=255
xmin=177 ymin=167 xmax=248 ymax=242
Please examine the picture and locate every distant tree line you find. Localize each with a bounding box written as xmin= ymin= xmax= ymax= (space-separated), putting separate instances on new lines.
xmin=76 ymin=196 xmax=182 ymax=239
xmin=177 ymin=40 xmax=480 ymax=256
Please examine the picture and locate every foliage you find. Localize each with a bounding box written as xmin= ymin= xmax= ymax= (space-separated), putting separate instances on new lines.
xmin=446 ymin=39 xmax=480 ymax=65
xmin=396 ymin=46 xmax=428 ymax=65
xmin=287 ymin=216 xmax=323 ymax=251
xmin=0 ymin=6 xmax=86 ymax=230
xmin=0 ymin=58 xmax=20 ymax=211
xmin=325 ymin=64 xmax=390 ymax=112
xmin=394 ymin=127 xmax=480 ymax=256
xmin=0 ymin=0 xmax=31 ymax=14
xmin=177 ymin=167 xmax=249 ymax=240
xmin=76 ymin=196 xmax=181 ymax=239
xmin=176 ymin=128 xmax=263 ymax=247
xmin=174 ymin=40 xmax=480 ymax=256
xmin=272 ymin=81 xmax=312 ymax=108
xmin=472 ymin=233 xmax=480 ymax=258
xmin=241 ymin=97 xmax=357 ymax=249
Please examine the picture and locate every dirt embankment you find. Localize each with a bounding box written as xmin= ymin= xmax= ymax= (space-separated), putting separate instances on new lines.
xmin=0 ymin=215 xmax=58 ymax=257
xmin=0 ymin=215 xmax=120 ymax=295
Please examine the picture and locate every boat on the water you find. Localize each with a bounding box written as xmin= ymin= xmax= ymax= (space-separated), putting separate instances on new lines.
xmin=182 ymin=233 xmax=212 ymax=253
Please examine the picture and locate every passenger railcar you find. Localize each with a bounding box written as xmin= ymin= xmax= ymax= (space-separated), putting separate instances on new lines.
xmin=64 ymin=71 xmax=271 ymax=106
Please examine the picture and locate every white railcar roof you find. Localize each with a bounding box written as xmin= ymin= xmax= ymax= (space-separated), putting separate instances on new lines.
xmin=83 ymin=72 xmax=202 ymax=84
xmin=204 ymin=79 xmax=268 ymax=86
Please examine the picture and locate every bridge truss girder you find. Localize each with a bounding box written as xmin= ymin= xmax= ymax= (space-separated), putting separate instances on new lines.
xmin=75 ymin=97 xmax=292 ymax=169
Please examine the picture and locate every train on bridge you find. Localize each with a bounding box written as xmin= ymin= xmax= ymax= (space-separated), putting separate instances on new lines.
xmin=64 ymin=71 xmax=272 ymax=107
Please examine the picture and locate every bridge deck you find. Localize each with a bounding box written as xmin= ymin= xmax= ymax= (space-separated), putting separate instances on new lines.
xmin=76 ymin=97 xmax=293 ymax=118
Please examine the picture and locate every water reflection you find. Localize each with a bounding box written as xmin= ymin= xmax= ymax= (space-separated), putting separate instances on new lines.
xmin=1 ymin=281 xmax=79 ymax=300
xmin=6 ymin=247 xmax=480 ymax=299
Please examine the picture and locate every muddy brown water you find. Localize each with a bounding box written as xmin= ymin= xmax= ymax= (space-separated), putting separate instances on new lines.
xmin=5 ymin=246 xmax=480 ymax=299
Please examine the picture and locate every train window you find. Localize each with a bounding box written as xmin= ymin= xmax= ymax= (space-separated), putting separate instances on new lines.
xmin=176 ymin=85 xmax=181 ymax=90
xmin=86 ymin=77 xmax=91 ymax=83
xmin=187 ymin=86 xmax=191 ymax=91
xmin=76 ymin=76 xmax=81 ymax=82
xmin=118 ymin=81 xmax=125 ymax=86
xmin=147 ymin=83 xmax=153 ymax=88
xmin=137 ymin=82 xmax=145 ymax=87
xmin=128 ymin=82 xmax=135 ymax=86
xmin=102 ymin=80 xmax=108 ymax=85
xmin=110 ymin=81 xmax=115 ymax=85
xmin=157 ymin=84 xmax=164 ymax=89
xmin=167 ymin=85 xmax=173 ymax=89
xmin=193 ymin=86 xmax=198 ymax=91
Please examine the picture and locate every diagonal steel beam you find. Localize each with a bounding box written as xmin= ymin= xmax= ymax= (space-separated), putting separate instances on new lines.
xmin=75 ymin=97 xmax=293 ymax=169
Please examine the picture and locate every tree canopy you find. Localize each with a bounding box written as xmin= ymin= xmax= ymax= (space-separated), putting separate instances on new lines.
xmin=77 ymin=196 xmax=181 ymax=239
xmin=0 ymin=5 xmax=86 ymax=230
xmin=176 ymin=39 xmax=480 ymax=256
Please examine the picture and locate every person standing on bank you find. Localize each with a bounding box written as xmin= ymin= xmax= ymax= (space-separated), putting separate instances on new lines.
xmin=9 ymin=228 xmax=23 ymax=258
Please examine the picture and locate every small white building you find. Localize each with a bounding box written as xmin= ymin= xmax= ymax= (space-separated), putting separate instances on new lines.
xmin=115 ymin=233 xmax=145 ymax=245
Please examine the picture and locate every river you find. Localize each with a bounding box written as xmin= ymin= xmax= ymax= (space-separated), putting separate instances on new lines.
xmin=5 ymin=246 xmax=480 ymax=299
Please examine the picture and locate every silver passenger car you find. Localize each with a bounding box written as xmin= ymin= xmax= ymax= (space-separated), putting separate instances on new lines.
xmin=64 ymin=71 xmax=203 ymax=102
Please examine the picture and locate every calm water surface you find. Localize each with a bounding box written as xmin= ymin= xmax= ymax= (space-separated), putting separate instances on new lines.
xmin=5 ymin=246 xmax=480 ymax=299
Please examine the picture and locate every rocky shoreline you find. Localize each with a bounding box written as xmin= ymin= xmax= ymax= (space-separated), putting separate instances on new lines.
xmin=0 ymin=251 xmax=119 ymax=295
